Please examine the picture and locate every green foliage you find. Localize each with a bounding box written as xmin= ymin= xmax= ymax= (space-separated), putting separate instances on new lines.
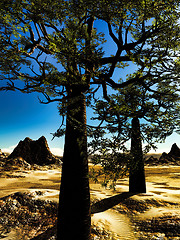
xmin=0 ymin=0 xmax=179 ymax=91
xmin=89 ymin=150 xmax=131 ymax=189
xmin=0 ymin=0 xmax=105 ymax=96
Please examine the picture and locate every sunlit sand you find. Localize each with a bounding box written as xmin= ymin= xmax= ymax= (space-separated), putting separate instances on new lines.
xmin=0 ymin=165 xmax=179 ymax=239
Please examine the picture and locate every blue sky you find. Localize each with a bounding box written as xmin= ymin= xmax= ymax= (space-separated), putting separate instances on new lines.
xmin=0 ymin=87 xmax=179 ymax=156
xmin=0 ymin=90 xmax=65 ymax=155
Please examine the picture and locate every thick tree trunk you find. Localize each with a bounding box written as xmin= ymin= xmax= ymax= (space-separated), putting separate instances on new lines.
xmin=57 ymin=89 xmax=91 ymax=240
xmin=129 ymin=117 xmax=146 ymax=193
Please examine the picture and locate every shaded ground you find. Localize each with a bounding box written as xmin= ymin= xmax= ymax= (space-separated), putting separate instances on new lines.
xmin=0 ymin=192 xmax=57 ymax=239
xmin=0 ymin=164 xmax=179 ymax=239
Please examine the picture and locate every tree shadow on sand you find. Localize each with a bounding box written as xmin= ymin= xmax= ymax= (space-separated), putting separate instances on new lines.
xmin=30 ymin=192 xmax=135 ymax=240
xmin=91 ymin=192 xmax=135 ymax=214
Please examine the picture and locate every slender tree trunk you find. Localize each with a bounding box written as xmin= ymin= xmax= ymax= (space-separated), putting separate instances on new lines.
xmin=57 ymin=88 xmax=91 ymax=240
xmin=129 ymin=117 xmax=146 ymax=193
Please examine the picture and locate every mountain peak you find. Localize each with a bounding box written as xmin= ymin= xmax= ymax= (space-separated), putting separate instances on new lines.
xmin=8 ymin=136 xmax=56 ymax=165
xmin=168 ymin=143 xmax=180 ymax=157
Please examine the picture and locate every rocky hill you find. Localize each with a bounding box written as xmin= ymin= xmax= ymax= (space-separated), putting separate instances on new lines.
xmin=168 ymin=143 xmax=180 ymax=160
xmin=0 ymin=149 xmax=7 ymax=159
xmin=145 ymin=143 xmax=180 ymax=166
xmin=8 ymin=136 xmax=56 ymax=165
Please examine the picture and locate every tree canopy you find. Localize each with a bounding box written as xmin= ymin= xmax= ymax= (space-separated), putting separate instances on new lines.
xmin=0 ymin=0 xmax=179 ymax=102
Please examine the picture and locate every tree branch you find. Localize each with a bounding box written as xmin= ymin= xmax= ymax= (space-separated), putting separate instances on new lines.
xmin=108 ymin=23 xmax=120 ymax=47
xmin=38 ymin=92 xmax=64 ymax=104
xmin=99 ymin=55 xmax=131 ymax=65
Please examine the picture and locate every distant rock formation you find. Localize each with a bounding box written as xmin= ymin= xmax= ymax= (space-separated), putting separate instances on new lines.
xmin=158 ymin=143 xmax=180 ymax=165
xmin=145 ymin=143 xmax=180 ymax=166
xmin=158 ymin=143 xmax=180 ymax=164
xmin=168 ymin=143 xmax=180 ymax=160
xmin=145 ymin=156 xmax=159 ymax=166
xmin=8 ymin=136 xmax=56 ymax=165
xmin=159 ymin=152 xmax=176 ymax=164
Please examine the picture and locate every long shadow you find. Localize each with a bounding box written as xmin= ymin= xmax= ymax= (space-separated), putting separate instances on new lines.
xmin=91 ymin=192 xmax=135 ymax=214
xmin=31 ymin=193 xmax=135 ymax=239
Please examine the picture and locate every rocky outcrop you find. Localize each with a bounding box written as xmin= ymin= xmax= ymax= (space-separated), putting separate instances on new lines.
xmin=159 ymin=152 xmax=176 ymax=164
xmin=145 ymin=143 xmax=180 ymax=166
xmin=145 ymin=156 xmax=159 ymax=166
xmin=159 ymin=143 xmax=180 ymax=164
xmin=8 ymin=136 xmax=56 ymax=165
xmin=3 ymin=157 xmax=31 ymax=170
xmin=0 ymin=149 xmax=7 ymax=160
xmin=168 ymin=143 xmax=180 ymax=160
xmin=0 ymin=192 xmax=58 ymax=239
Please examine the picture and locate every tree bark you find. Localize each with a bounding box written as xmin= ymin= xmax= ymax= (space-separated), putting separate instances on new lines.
xmin=129 ymin=117 xmax=146 ymax=193
xmin=57 ymin=88 xmax=91 ymax=240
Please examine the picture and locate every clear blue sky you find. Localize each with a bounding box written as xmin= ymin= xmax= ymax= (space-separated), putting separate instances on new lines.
xmin=0 ymin=90 xmax=65 ymax=155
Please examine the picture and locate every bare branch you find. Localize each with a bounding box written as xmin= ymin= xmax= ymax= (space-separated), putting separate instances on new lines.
xmin=124 ymin=26 xmax=161 ymax=52
xmin=118 ymin=18 xmax=124 ymax=46
xmin=102 ymin=81 xmax=111 ymax=102
xmin=100 ymin=55 xmax=131 ymax=65
xmin=24 ymin=25 xmax=51 ymax=55
xmin=108 ymin=23 xmax=120 ymax=47
xmin=39 ymin=23 xmax=49 ymax=41
xmin=38 ymin=94 xmax=62 ymax=104
xmin=125 ymin=19 xmax=133 ymax=45
xmin=34 ymin=23 xmax=41 ymax=39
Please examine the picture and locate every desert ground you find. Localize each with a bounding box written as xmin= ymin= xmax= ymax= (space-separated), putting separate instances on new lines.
xmin=0 ymin=163 xmax=179 ymax=239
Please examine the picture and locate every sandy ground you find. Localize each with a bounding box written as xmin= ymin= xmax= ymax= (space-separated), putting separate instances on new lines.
xmin=0 ymin=170 xmax=61 ymax=201
xmin=0 ymin=165 xmax=180 ymax=239
xmin=90 ymin=166 xmax=180 ymax=239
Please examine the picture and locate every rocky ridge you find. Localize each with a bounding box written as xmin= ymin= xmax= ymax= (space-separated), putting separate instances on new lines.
xmin=145 ymin=143 xmax=180 ymax=166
